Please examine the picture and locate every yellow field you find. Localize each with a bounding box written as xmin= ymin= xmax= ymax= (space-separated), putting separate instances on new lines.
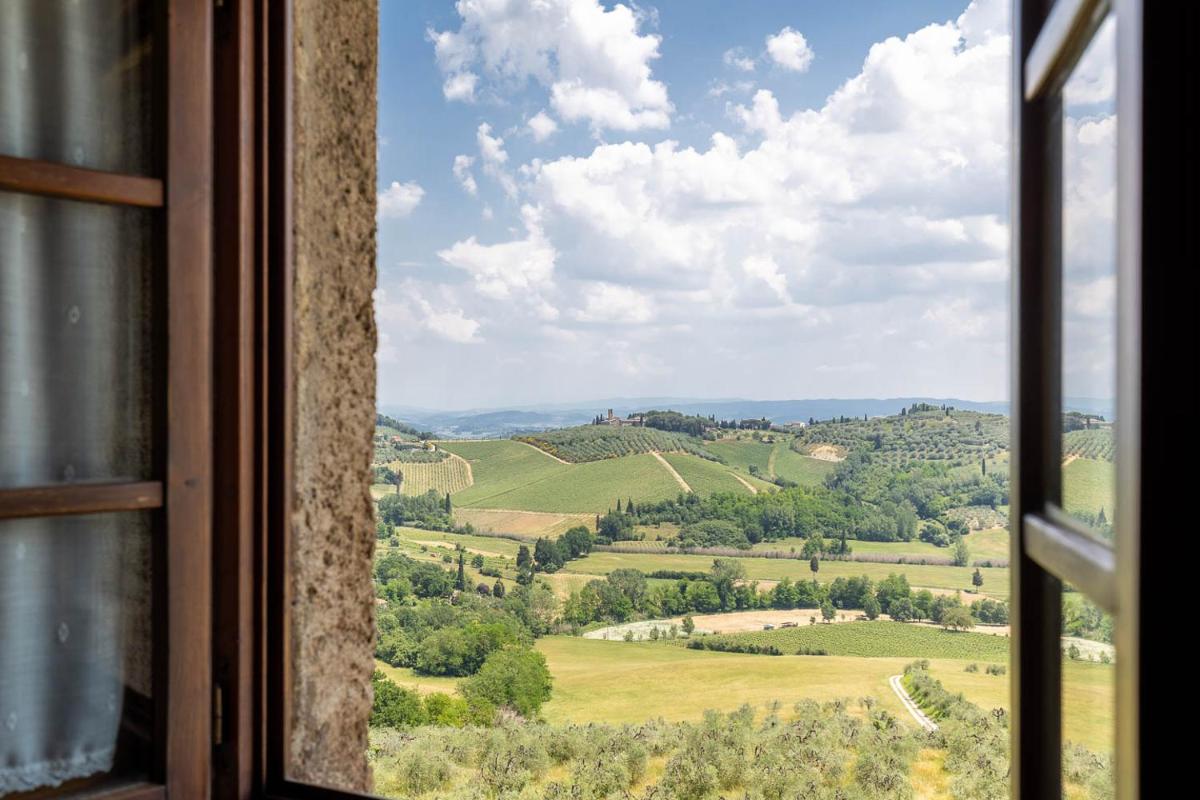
xmin=453 ymin=507 xmax=594 ymax=538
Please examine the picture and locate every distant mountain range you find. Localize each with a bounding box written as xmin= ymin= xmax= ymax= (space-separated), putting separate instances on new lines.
xmin=379 ymin=396 xmax=1115 ymax=439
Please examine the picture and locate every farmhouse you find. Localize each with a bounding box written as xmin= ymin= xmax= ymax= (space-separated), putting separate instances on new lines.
xmin=603 ymin=409 xmax=644 ymax=428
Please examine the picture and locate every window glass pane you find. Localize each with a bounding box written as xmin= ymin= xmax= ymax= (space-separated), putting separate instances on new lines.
xmin=1061 ymin=583 xmax=1114 ymax=798
xmin=0 ymin=0 xmax=156 ymax=175
xmin=1059 ymin=16 xmax=1117 ymax=540
xmin=0 ymin=511 xmax=155 ymax=794
xmin=0 ymin=191 xmax=157 ymax=488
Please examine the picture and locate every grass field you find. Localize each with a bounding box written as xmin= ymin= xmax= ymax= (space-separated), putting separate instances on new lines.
xmin=928 ymin=659 xmax=1113 ymax=752
xmin=382 ymin=455 xmax=472 ymax=496
xmin=1062 ymin=457 xmax=1115 ymax=521
xmin=706 ymin=439 xmax=773 ymax=475
xmin=661 ymin=452 xmax=758 ymax=495
xmin=563 ymin=549 xmax=1009 ymax=597
xmin=695 ymin=620 xmax=1011 ymax=659
xmin=438 ymin=440 xmax=684 ymax=513
xmin=771 ymin=445 xmax=838 ymax=486
xmin=392 ymin=526 xmax=523 ymax=557
xmin=536 ymin=636 xmax=917 ymax=725
xmin=452 ymin=508 xmax=594 ymax=538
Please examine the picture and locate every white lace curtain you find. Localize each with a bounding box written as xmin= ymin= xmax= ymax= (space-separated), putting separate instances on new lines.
xmin=1 ymin=2 xmax=154 ymax=794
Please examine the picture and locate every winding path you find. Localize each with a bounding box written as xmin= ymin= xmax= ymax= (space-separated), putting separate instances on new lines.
xmin=517 ymin=440 xmax=571 ymax=464
xmin=889 ymin=674 xmax=938 ymax=732
xmin=729 ymin=472 xmax=759 ymax=494
xmin=446 ymin=452 xmax=475 ymax=487
xmin=650 ymin=451 xmax=692 ymax=492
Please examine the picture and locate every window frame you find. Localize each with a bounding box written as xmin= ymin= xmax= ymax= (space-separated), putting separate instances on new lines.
xmin=1009 ymin=0 xmax=1177 ymax=797
xmin=0 ymin=0 xmax=213 ymax=797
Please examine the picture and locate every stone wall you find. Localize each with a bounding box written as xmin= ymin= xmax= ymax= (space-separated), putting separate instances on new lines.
xmin=289 ymin=0 xmax=378 ymax=790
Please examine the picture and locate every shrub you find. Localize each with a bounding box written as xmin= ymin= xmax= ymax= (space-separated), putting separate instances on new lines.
xmin=460 ymin=647 xmax=553 ymax=720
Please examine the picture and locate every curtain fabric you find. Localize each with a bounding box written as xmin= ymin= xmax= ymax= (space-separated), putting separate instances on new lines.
xmin=0 ymin=1 xmax=154 ymax=793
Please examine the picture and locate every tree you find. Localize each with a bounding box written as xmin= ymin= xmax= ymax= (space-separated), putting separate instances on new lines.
xmin=1097 ymin=507 xmax=1108 ymax=526
xmin=863 ymin=594 xmax=881 ymax=620
xmin=492 ymin=579 xmax=506 ymax=599
xmin=941 ymin=606 xmax=975 ymax=631
xmin=709 ymin=558 xmax=746 ymax=611
xmin=460 ymin=647 xmax=553 ymax=719
xmin=952 ymin=535 xmax=970 ymax=567
xmin=820 ymin=600 xmax=835 ymax=623
xmin=681 ymin=615 xmax=695 ymax=635
xmin=616 ymin=498 xmax=623 ymax=514
xmin=516 ymin=545 xmax=532 ymax=569
xmin=444 ymin=492 xmax=452 ymax=514
xmin=627 ymin=497 xmax=635 ymax=515
xmin=371 ymin=670 xmax=427 ymax=728
xmin=972 ymin=568 xmax=984 ymax=589
xmin=471 ymin=553 xmax=485 ymax=569
xmin=801 ymin=535 xmax=824 ymax=559
xmin=889 ymin=597 xmax=915 ymax=622
xmin=533 ymin=537 xmax=565 ymax=573
xmin=809 ymin=556 xmax=820 ymax=575
xmin=455 ymin=552 xmax=466 ymax=592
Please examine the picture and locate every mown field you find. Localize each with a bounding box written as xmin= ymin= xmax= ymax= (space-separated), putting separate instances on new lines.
xmin=563 ymin=549 xmax=1010 ymax=597
xmin=452 ymin=507 xmax=594 ymax=538
xmin=694 ymin=620 xmax=1011 ymax=660
xmin=747 ymin=527 xmax=1009 ymax=563
xmin=771 ymin=444 xmax=838 ymax=485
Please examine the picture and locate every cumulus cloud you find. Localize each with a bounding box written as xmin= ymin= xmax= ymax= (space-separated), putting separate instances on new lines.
xmin=377 ymin=180 xmax=424 ymax=219
xmin=765 ymin=27 xmax=814 ymax=72
xmin=528 ymin=110 xmax=559 ymax=142
xmin=452 ymin=155 xmax=478 ymax=195
xmin=437 ymin=205 xmax=558 ymax=304
xmin=382 ymin=0 xmax=1040 ymax=405
xmin=429 ymin=0 xmax=673 ymax=131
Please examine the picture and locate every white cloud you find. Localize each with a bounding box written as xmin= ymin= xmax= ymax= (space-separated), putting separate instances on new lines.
xmin=573 ymin=282 xmax=655 ymax=323
xmin=528 ymin=110 xmax=559 ymax=142
xmin=708 ymin=80 xmax=755 ymax=99
xmin=374 ymin=286 xmax=483 ymax=346
xmin=741 ymin=254 xmax=790 ymax=303
xmin=723 ymin=48 xmax=756 ymax=72
xmin=442 ymin=71 xmax=478 ymax=102
xmin=429 ymin=0 xmax=673 ymax=131
xmin=765 ymin=27 xmax=814 ymax=72
xmin=453 ymin=155 xmax=478 ymax=195
xmin=437 ymin=205 xmax=557 ymax=302
xmin=377 ymin=180 xmax=424 ymax=219
xmin=476 ymin=123 xmax=518 ymax=198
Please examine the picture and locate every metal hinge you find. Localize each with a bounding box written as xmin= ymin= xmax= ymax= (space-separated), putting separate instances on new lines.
xmin=213 ymin=683 xmax=224 ymax=746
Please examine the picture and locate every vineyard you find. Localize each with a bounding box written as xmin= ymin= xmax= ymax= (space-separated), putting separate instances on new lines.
xmin=515 ymin=426 xmax=719 ymax=463
xmin=386 ymin=456 xmax=472 ymax=496
xmin=691 ymin=620 xmax=1010 ymax=660
xmin=792 ymin=409 xmax=1009 ymax=469
xmin=1063 ymin=428 xmax=1115 ymax=461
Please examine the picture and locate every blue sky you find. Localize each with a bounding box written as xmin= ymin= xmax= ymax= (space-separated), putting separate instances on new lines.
xmin=375 ymin=0 xmax=1114 ymax=411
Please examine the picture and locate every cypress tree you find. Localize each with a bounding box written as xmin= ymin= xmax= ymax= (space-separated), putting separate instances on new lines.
xmin=455 ymin=552 xmax=466 ymax=591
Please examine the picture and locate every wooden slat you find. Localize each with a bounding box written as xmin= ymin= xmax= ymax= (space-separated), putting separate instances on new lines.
xmin=1024 ymin=512 xmax=1118 ymax=612
xmin=161 ymin=0 xmax=214 ymax=795
xmin=0 ymin=154 xmax=163 ymax=207
xmin=0 ymin=481 xmax=163 ymax=520
xmin=1024 ymin=0 xmax=1110 ymax=100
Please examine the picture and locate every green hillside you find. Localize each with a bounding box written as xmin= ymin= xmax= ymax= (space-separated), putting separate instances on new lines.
xmin=662 ymin=452 xmax=762 ymax=496
xmin=515 ymin=425 xmax=718 ymax=463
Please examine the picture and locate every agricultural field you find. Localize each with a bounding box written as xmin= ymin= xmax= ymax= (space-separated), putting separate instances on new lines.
xmin=438 ymin=440 xmax=688 ymax=513
xmin=1062 ymin=457 xmax=1115 ymax=521
xmin=452 ymin=508 xmax=594 ymax=539
xmin=705 ymin=439 xmax=773 ymax=475
xmin=693 ymin=620 xmax=1011 ymax=660
xmin=516 ymin=425 xmax=718 ymax=463
xmin=660 ymin=452 xmax=763 ymax=495
xmin=1063 ymin=428 xmax=1115 ymax=461
xmin=770 ymin=444 xmax=838 ymax=486
xmin=391 ymin=526 xmax=523 ymax=558
xmin=928 ymin=659 xmax=1113 ymax=752
xmin=562 ymin=549 xmax=1009 ymax=597
xmin=794 ymin=408 xmax=1009 ymax=469
xmin=382 ymin=455 xmax=472 ymax=497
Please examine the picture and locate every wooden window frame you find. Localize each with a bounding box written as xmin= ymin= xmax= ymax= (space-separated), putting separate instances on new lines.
xmin=1012 ymin=0 xmax=1194 ymax=797
xmin=0 ymin=0 xmax=213 ymax=797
